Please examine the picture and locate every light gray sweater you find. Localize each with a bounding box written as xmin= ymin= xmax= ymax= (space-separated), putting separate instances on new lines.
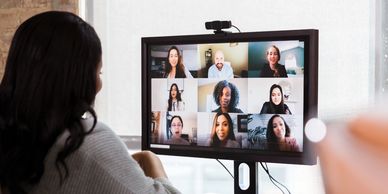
xmin=26 ymin=118 xmax=181 ymax=194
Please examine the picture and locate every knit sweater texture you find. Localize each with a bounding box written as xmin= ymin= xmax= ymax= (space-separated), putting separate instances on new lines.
xmin=25 ymin=118 xmax=180 ymax=194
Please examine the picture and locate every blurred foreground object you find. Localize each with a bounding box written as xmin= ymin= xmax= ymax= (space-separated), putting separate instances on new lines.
xmin=317 ymin=115 xmax=388 ymax=194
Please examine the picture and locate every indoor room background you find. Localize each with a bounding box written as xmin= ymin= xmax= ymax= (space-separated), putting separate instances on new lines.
xmin=1 ymin=0 xmax=386 ymax=194
xmin=88 ymin=0 xmax=375 ymax=136
xmin=86 ymin=1 xmax=378 ymax=193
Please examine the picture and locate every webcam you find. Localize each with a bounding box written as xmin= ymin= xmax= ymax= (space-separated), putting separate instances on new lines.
xmin=205 ymin=20 xmax=232 ymax=34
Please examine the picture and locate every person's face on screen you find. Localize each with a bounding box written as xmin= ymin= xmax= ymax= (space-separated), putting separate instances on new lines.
xmin=272 ymin=116 xmax=286 ymax=140
xmin=214 ymin=51 xmax=225 ymax=70
xmin=271 ymin=87 xmax=282 ymax=105
xmin=219 ymin=86 xmax=231 ymax=109
xmin=170 ymin=117 xmax=183 ymax=138
xmin=170 ymin=85 xmax=177 ymax=99
xmin=216 ymin=115 xmax=229 ymax=141
xmin=169 ymin=49 xmax=179 ymax=68
xmin=267 ymin=46 xmax=279 ymax=66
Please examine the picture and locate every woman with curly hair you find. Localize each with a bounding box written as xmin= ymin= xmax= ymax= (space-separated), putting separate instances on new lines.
xmin=212 ymin=80 xmax=243 ymax=113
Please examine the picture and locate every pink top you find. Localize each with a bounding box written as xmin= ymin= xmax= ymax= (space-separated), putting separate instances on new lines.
xmin=279 ymin=137 xmax=300 ymax=152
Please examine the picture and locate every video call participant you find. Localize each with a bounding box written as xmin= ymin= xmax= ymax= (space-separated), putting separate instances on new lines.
xmin=165 ymin=116 xmax=190 ymax=145
xmin=266 ymin=115 xmax=300 ymax=152
xmin=260 ymin=84 xmax=292 ymax=114
xmin=260 ymin=45 xmax=288 ymax=77
xmin=207 ymin=50 xmax=234 ymax=79
xmin=167 ymin=83 xmax=185 ymax=111
xmin=212 ymin=80 xmax=243 ymax=113
xmin=206 ymin=112 xmax=240 ymax=148
xmin=0 ymin=11 xmax=180 ymax=194
xmin=164 ymin=46 xmax=193 ymax=78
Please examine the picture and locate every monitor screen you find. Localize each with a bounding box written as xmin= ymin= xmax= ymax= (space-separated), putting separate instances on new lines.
xmin=142 ymin=29 xmax=318 ymax=165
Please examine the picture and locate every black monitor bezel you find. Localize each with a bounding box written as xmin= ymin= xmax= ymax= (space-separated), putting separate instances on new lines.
xmin=141 ymin=29 xmax=318 ymax=165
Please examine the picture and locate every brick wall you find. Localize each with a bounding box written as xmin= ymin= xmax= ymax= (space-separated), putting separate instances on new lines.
xmin=0 ymin=0 xmax=78 ymax=80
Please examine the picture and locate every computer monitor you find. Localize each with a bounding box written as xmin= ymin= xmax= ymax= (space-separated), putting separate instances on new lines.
xmin=142 ymin=29 xmax=318 ymax=165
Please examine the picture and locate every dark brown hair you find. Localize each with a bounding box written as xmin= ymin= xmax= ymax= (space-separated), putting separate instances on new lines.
xmin=0 ymin=11 xmax=101 ymax=194
xmin=165 ymin=46 xmax=187 ymax=78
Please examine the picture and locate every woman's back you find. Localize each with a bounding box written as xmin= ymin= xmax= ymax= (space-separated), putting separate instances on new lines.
xmin=0 ymin=11 xmax=180 ymax=194
xmin=0 ymin=11 xmax=103 ymax=193
xmin=28 ymin=118 xmax=178 ymax=194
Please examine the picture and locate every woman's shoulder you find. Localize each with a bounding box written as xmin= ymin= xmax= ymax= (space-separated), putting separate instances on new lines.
xmin=285 ymin=137 xmax=300 ymax=151
xmin=230 ymin=107 xmax=243 ymax=113
xmin=32 ymin=119 xmax=135 ymax=193
xmin=277 ymin=64 xmax=288 ymax=76
xmin=260 ymin=102 xmax=271 ymax=114
xmin=285 ymin=137 xmax=296 ymax=144
xmin=78 ymin=118 xmax=129 ymax=159
xmin=53 ymin=118 xmax=115 ymax=149
xmin=166 ymin=138 xmax=190 ymax=145
xmin=81 ymin=117 xmax=114 ymax=137
xmin=212 ymin=107 xmax=221 ymax=113
xmin=277 ymin=63 xmax=286 ymax=69
xmin=262 ymin=101 xmax=270 ymax=106
xmin=283 ymin=104 xmax=292 ymax=114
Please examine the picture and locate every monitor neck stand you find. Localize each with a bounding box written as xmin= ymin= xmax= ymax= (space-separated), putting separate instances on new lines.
xmin=234 ymin=160 xmax=258 ymax=194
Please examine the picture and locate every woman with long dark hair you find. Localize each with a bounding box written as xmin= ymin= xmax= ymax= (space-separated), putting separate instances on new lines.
xmin=167 ymin=83 xmax=185 ymax=111
xmin=206 ymin=112 xmax=240 ymax=148
xmin=260 ymin=84 xmax=292 ymax=114
xmin=164 ymin=46 xmax=193 ymax=78
xmin=266 ymin=115 xmax=300 ymax=152
xmin=0 ymin=11 xmax=179 ymax=194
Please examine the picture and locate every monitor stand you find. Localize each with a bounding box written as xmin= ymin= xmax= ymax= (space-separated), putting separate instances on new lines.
xmin=234 ymin=160 xmax=258 ymax=194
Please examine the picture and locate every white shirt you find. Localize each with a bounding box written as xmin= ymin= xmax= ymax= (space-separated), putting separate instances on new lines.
xmin=208 ymin=63 xmax=234 ymax=79
xmin=166 ymin=100 xmax=185 ymax=111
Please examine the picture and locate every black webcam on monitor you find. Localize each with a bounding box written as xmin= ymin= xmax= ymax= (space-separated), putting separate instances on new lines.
xmin=205 ymin=20 xmax=232 ymax=34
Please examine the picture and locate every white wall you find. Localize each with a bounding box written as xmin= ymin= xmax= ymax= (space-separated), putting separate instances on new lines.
xmin=89 ymin=0 xmax=372 ymax=135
